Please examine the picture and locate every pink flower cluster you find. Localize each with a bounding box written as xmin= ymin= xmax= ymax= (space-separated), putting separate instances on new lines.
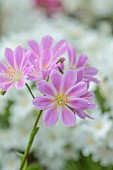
xmin=0 ymin=35 xmax=99 ymax=126
xmin=33 ymin=0 xmax=62 ymax=16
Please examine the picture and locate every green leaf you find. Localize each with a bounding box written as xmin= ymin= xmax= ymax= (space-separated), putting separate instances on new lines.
xmin=17 ymin=152 xmax=24 ymax=161
xmin=17 ymin=152 xmax=28 ymax=170
xmin=31 ymin=127 xmax=39 ymax=138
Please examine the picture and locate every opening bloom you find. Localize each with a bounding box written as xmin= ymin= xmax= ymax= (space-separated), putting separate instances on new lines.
xmin=27 ymin=35 xmax=66 ymax=81
xmin=33 ymin=70 xmax=95 ymax=127
xmin=67 ymin=43 xmax=99 ymax=85
xmin=0 ymin=46 xmax=32 ymax=91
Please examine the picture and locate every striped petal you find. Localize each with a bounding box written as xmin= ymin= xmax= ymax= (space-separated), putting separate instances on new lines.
xmin=50 ymin=70 xmax=62 ymax=93
xmin=65 ymin=82 xmax=87 ymax=97
xmin=33 ymin=96 xmax=55 ymax=110
xmin=61 ymin=105 xmax=76 ymax=127
xmin=43 ymin=105 xmax=59 ymax=126
xmin=62 ymin=70 xmax=77 ymax=92
xmin=76 ymin=54 xmax=88 ymax=68
xmin=15 ymin=78 xmax=26 ymax=89
xmin=14 ymin=46 xmax=24 ymax=69
xmin=68 ymin=98 xmax=94 ymax=110
xmin=28 ymin=40 xmax=40 ymax=55
xmin=37 ymin=80 xmax=56 ymax=96
xmin=41 ymin=35 xmax=53 ymax=49
xmin=5 ymin=48 xmax=14 ymax=68
xmin=0 ymin=62 xmax=7 ymax=73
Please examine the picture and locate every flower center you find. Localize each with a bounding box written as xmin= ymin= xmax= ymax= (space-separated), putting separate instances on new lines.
xmin=6 ymin=66 xmax=16 ymax=78
xmin=5 ymin=66 xmax=21 ymax=81
xmin=55 ymin=94 xmax=68 ymax=105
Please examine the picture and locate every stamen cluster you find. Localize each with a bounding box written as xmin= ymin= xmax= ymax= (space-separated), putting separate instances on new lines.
xmin=55 ymin=94 xmax=68 ymax=105
xmin=6 ymin=66 xmax=16 ymax=78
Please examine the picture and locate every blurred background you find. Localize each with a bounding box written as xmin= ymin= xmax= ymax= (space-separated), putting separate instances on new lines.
xmin=0 ymin=0 xmax=113 ymax=170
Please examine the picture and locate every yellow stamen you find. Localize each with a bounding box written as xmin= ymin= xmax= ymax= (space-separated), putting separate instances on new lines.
xmin=55 ymin=94 xmax=68 ymax=106
xmin=6 ymin=66 xmax=16 ymax=78
xmin=5 ymin=66 xmax=22 ymax=81
xmin=44 ymin=64 xmax=47 ymax=70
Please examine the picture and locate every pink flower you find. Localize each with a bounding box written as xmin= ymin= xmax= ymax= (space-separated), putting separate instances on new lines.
xmin=67 ymin=44 xmax=99 ymax=85
xmin=33 ymin=70 xmax=95 ymax=127
xmin=0 ymin=46 xmax=32 ymax=91
xmin=33 ymin=0 xmax=62 ymax=16
xmin=27 ymin=35 xmax=66 ymax=81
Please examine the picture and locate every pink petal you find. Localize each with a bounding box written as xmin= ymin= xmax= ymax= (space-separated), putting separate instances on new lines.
xmin=2 ymin=82 xmax=14 ymax=91
xmin=85 ymin=67 xmax=98 ymax=76
xmin=53 ymin=39 xmax=66 ymax=56
xmin=21 ymin=51 xmax=31 ymax=69
xmin=41 ymin=50 xmax=51 ymax=69
xmin=68 ymin=98 xmax=93 ymax=110
xmin=50 ymin=70 xmax=62 ymax=93
xmin=0 ymin=76 xmax=12 ymax=84
xmin=15 ymin=78 xmax=26 ymax=89
xmin=67 ymin=44 xmax=76 ymax=68
xmin=71 ymin=47 xmax=76 ymax=67
xmin=33 ymin=96 xmax=55 ymax=110
xmin=82 ymin=92 xmax=94 ymax=101
xmin=76 ymin=68 xmax=84 ymax=83
xmin=0 ymin=62 xmax=7 ymax=73
xmin=85 ymin=76 xmax=100 ymax=84
xmin=43 ymin=105 xmax=59 ymax=126
xmin=37 ymin=80 xmax=55 ymax=96
xmin=5 ymin=48 xmax=15 ymax=68
xmin=14 ymin=46 xmax=24 ymax=69
xmin=53 ymin=45 xmax=66 ymax=59
xmin=75 ymin=109 xmax=87 ymax=119
xmin=41 ymin=35 xmax=53 ymax=49
xmin=53 ymin=39 xmax=66 ymax=52
xmin=0 ymin=78 xmax=13 ymax=91
xmin=77 ymin=54 xmax=88 ymax=68
xmin=62 ymin=70 xmax=77 ymax=92
xmin=84 ymin=112 xmax=94 ymax=119
xmin=41 ymin=70 xmax=49 ymax=80
xmin=66 ymin=82 xmax=87 ymax=97
xmin=28 ymin=52 xmax=36 ymax=64
xmin=61 ymin=105 xmax=76 ymax=127
xmin=28 ymin=40 xmax=40 ymax=55
xmin=24 ymin=65 xmax=33 ymax=76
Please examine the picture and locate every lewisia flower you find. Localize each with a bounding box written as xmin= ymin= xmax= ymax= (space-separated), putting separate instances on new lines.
xmin=67 ymin=44 xmax=99 ymax=85
xmin=27 ymin=35 xmax=66 ymax=81
xmin=33 ymin=0 xmax=62 ymax=16
xmin=0 ymin=46 xmax=31 ymax=91
xmin=33 ymin=70 xmax=95 ymax=127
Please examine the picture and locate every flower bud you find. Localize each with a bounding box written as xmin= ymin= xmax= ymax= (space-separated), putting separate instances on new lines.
xmin=0 ymin=89 xmax=6 ymax=95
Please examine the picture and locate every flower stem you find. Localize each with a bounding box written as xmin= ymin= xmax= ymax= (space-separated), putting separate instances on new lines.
xmin=25 ymin=83 xmax=35 ymax=99
xmin=19 ymin=84 xmax=42 ymax=170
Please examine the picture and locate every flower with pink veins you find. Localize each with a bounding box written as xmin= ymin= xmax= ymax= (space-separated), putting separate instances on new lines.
xmin=33 ymin=70 xmax=95 ymax=127
xmin=33 ymin=0 xmax=62 ymax=16
xmin=27 ymin=35 xmax=66 ymax=81
xmin=67 ymin=44 xmax=99 ymax=85
xmin=0 ymin=46 xmax=32 ymax=91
